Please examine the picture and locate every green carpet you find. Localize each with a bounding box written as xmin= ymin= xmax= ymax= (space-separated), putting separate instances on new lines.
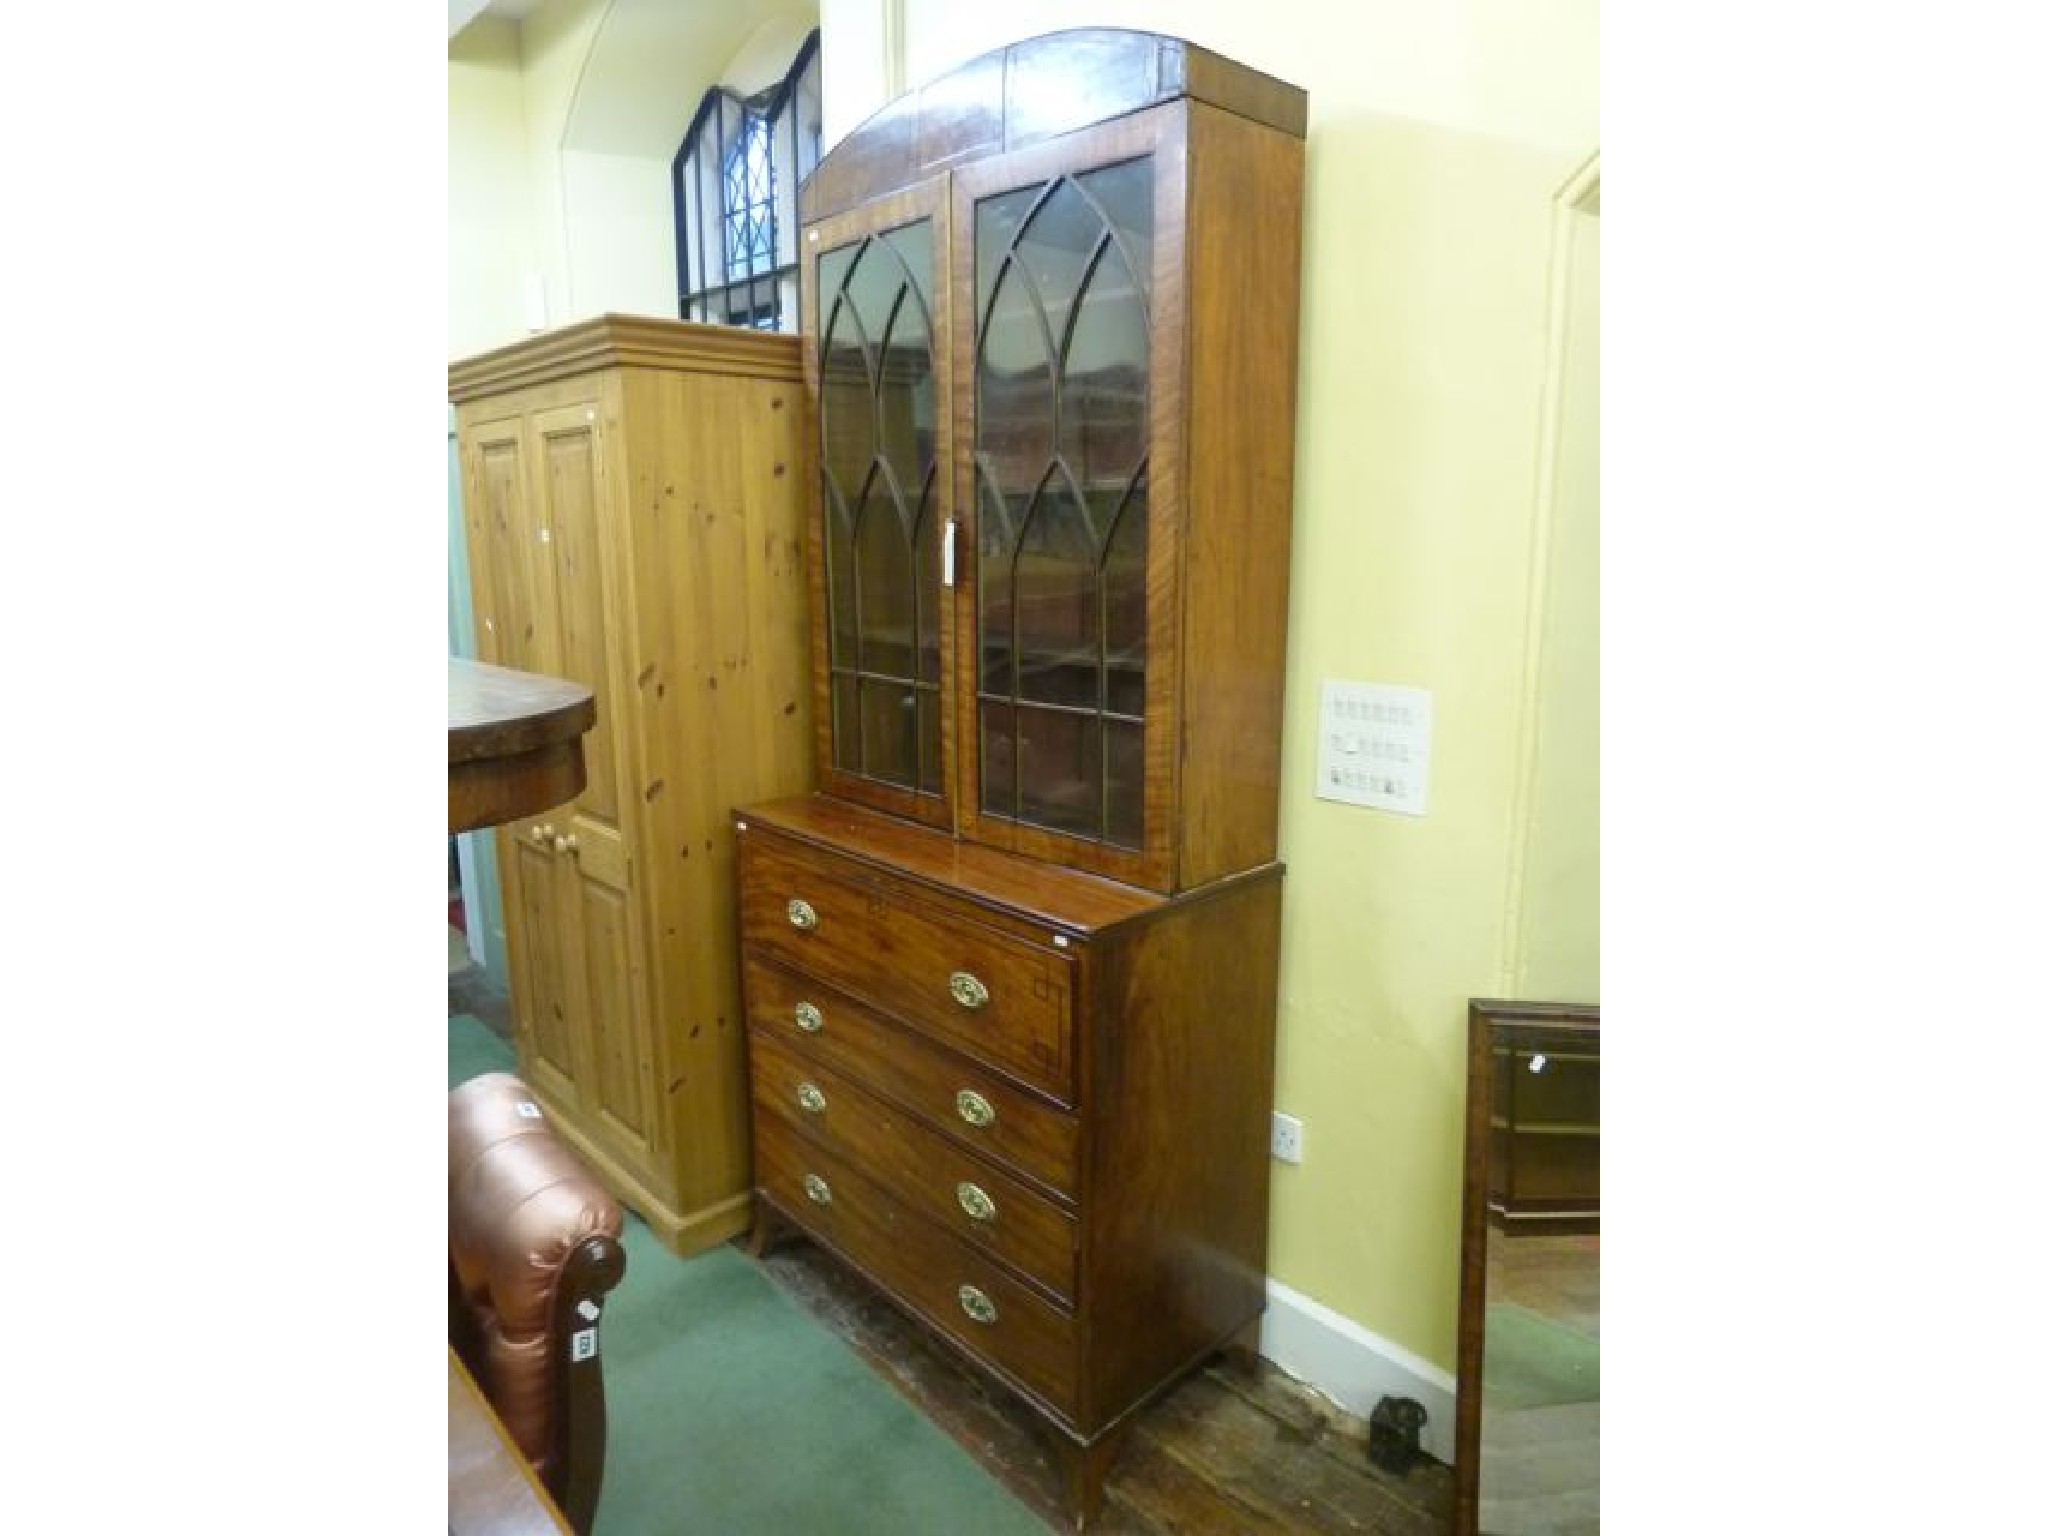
xmin=448 ymin=1014 xmax=1046 ymax=1535
xmin=449 ymin=1011 xmax=517 ymax=1088
xmin=1482 ymin=1302 xmax=1599 ymax=1410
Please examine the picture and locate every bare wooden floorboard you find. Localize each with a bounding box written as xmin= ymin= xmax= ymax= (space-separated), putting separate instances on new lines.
xmin=756 ymin=1233 xmax=1454 ymax=1534
xmin=1108 ymin=1434 xmax=1310 ymax=1534
xmin=1133 ymin=1371 xmax=1447 ymax=1536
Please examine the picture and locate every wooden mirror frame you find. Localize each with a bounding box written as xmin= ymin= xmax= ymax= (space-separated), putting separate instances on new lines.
xmin=1454 ymin=998 xmax=1599 ymax=1536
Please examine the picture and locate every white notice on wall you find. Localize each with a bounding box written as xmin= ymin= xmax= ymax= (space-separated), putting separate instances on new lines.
xmin=1314 ymin=680 xmax=1432 ymax=816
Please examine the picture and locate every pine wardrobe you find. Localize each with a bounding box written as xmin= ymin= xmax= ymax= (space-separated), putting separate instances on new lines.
xmin=451 ymin=316 xmax=814 ymax=1255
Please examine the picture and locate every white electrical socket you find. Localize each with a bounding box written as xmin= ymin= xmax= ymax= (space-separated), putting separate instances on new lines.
xmin=1271 ymin=1111 xmax=1304 ymax=1164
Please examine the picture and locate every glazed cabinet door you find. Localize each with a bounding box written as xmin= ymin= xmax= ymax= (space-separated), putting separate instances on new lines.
xmin=953 ymin=112 xmax=1186 ymax=890
xmin=803 ymin=179 xmax=957 ymax=831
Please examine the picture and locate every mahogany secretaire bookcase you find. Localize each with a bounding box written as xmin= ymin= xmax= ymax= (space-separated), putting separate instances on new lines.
xmin=733 ymin=29 xmax=1307 ymax=1524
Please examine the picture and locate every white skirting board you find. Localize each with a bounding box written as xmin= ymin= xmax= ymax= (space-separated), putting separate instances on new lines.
xmin=1258 ymin=1278 xmax=1460 ymax=1463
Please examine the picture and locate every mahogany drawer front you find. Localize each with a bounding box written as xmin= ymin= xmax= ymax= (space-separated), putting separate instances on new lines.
xmin=751 ymin=1029 xmax=1078 ymax=1302
xmin=754 ymin=1114 xmax=1079 ymax=1415
xmin=738 ymin=831 xmax=1076 ymax=1100
xmin=744 ymin=955 xmax=1080 ymax=1199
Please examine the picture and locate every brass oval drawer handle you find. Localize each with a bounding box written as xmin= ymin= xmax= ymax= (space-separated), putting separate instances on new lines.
xmin=802 ymin=1173 xmax=832 ymax=1205
xmin=955 ymin=1089 xmax=995 ymax=1128
xmin=956 ymin=1182 xmax=997 ymax=1223
xmin=793 ymin=1001 xmax=824 ymax=1034
xmin=787 ymin=898 xmax=818 ymax=931
xmin=957 ymin=1284 xmax=998 ymax=1325
xmin=796 ymin=1082 xmax=827 ymax=1115
xmin=948 ymin=971 xmax=990 ymax=1010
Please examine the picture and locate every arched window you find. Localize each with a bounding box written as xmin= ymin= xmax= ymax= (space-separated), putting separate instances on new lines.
xmin=672 ymin=29 xmax=821 ymax=331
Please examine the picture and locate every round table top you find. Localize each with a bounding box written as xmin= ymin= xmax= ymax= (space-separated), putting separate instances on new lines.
xmin=448 ymin=657 xmax=596 ymax=831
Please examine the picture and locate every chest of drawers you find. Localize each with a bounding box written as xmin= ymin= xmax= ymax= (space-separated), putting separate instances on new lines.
xmin=734 ymin=795 xmax=1283 ymax=1520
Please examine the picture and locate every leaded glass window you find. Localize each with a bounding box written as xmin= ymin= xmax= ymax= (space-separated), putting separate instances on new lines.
xmin=722 ymin=111 xmax=775 ymax=289
xmin=672 ymin=30 xmax=821 ymax=332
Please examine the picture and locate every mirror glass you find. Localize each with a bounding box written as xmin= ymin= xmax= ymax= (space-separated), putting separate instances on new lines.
xmin=1458 ymin=1001 xmax=1599 ymax=1536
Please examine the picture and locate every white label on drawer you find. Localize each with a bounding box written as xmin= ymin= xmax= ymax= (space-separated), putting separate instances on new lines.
xmin=571 ymin=1328 xmax=598 ymax=1361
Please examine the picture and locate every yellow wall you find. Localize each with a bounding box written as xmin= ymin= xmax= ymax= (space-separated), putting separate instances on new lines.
xmin=448 ymin=16 xmax=541 ymax=358
xmin=1513 ymin=190 xmax=1600 ymax=1003
xmin=448 ymin=0 xmax=1599 ymax=1375
xmin=1270 ymin=112 xmax=1590 ymax=1362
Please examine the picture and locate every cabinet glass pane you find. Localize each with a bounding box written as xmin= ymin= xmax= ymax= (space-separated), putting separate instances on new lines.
xmin=1105 ymin=718 xmax=1143 ymax=848
xmin=817 ymin=220 xmax=943 ymax=795
xmin=974 ymin=158 xmax=1153 ymax=848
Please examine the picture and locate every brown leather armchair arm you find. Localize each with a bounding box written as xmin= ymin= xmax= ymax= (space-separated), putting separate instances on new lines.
xmin=450 ymin=1073 xmax=627 ymax=1536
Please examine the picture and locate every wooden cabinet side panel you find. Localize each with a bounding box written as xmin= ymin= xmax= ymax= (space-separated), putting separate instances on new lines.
xmin=614 ymin=363 xmax=815 ymax=1215
xmin=1079 ymin=872 xmax=1282 ymax=1428
xmin=1176 ymin=105 xmax=1304 ymax=889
